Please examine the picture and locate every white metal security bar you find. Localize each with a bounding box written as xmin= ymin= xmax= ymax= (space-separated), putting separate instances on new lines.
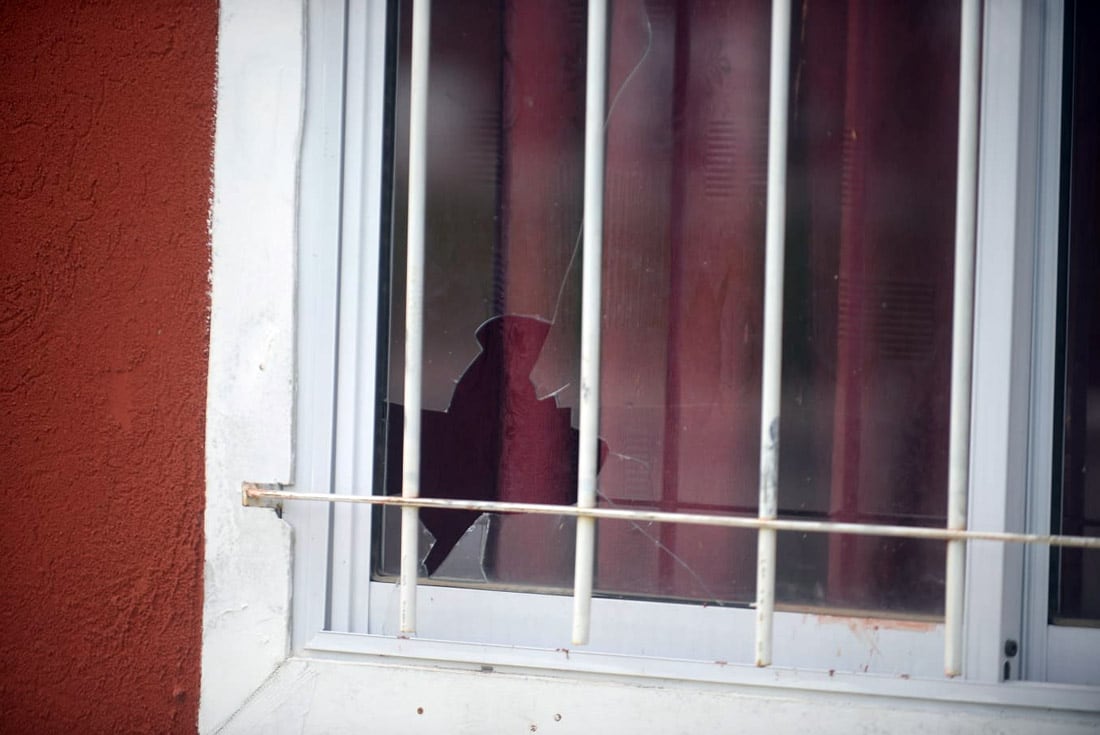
xmin=754 ymin=0 xmax=792 ymax=669
xmin=400 ymin=0 xmax=432 ymax=636
xmin=244 ymin=485 xmax=1100 ymax=550
xmin=572 ymin=0 xmax=610 ymax=648
xmin=945 ymin=0 xmax=981 ymax=678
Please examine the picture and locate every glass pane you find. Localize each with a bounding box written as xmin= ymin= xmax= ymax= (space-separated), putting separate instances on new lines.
xmin=1053 ymin=0 xmax=1100 ymax=626
xmin=776 ymin=0 xmax=959 ymax=617
xmin=380 ymin=0 xmax=588 ymax=589
xmin=376 ymin=0 xmax=960 ymax=619
xmin=377 ymin=510 xmax=578 ymax=591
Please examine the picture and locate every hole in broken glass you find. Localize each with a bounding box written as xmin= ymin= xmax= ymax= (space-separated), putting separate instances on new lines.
xmin=385 ymin=315 xmax=606 ymax=581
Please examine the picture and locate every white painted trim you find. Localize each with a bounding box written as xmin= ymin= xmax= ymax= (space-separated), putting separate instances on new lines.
xmin=963 ymin=0 xmax=1035 ymax=685
xmin=363 ymin=583 xmax=945 ymax=677
xmin=1021 ymin=0 xmax=1065 ymax=684
xmin=201 ymin=0 xmax=303 ymax=730
xmin=302 ymin=631 xmax=1100 ymax=713
xmin=1023 ymin=0 xmax=1100 ymax=685
xmin=328 ymin=0 xmax=388 ymax=637
xmin=215 ymin=657 xmax=1100 ymax=734
xmin=1047 ymin=625 xmax=1100 ymax=686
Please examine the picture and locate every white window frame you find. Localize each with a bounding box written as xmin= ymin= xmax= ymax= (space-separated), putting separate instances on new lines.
xmin=290 ymin=0 xmax=1096 ymax=686
xmin=202 ymin=0 xmax=1100 ymax=730
xmin=1019 ymin=0 xmax=1100 ymax=684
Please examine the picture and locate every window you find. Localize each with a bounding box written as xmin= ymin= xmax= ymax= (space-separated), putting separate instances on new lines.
xmin=1020 ymin=0 xmax=1100 ymax=685
xmin=272 ymin=0 xmax=1099 ymax=701
xmin=376 ymin=0 xmax=959 ymax=619
xmin=1051 ymin=0 xmax=1100 ymax=627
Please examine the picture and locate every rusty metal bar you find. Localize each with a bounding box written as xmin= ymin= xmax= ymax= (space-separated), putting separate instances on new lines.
xmin=242 ymin=485 xmax=1100 ymax=550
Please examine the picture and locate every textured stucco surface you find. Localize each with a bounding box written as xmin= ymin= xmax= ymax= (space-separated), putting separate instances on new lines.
xmin=0 ymin=1 xmax=215 ymax=731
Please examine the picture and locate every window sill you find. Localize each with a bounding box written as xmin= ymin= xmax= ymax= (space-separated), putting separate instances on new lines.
xmin=301 ymin=631 xmax=1100 ymax=715
xmin=217 ymin=653 xmax=1100 ymax=734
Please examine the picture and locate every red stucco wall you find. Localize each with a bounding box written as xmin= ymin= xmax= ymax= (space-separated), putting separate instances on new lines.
xmin=0 ymin=1 xmax=215 ymax=731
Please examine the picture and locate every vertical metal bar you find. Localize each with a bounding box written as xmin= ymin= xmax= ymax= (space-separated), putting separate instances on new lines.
xmin=754 ymin=0 xmax=791 ymax=668
xmin=400 ymin=0 xmax=432 ymax=636
xmin=572 ymin=0 xmax=609 ymax=647
xmin=945 ymin=0 xmax=981 ymax=678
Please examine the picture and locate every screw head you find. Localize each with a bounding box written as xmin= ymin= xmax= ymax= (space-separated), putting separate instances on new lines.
xmin=1004 ymin=639 xmax=1019 ymax=658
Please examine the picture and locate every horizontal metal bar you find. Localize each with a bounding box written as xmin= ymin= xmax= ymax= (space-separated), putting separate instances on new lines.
xmin=242 ymin=484 xmax=1100 ymax=549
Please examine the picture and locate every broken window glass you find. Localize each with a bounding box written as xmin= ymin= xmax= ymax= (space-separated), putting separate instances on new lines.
xmin=377 ymin=0 xmax=962 ymax=618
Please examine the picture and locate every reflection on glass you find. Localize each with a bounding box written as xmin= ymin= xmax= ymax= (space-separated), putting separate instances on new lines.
xmin=377 ymin=0 xmax=961 ymax=618
xmin=1053 ymin=0 xmax=1100 ymax=626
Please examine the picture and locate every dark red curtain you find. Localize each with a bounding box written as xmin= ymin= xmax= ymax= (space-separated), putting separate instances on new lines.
xmin=799 ymin=0 xmax=959 ymax=613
